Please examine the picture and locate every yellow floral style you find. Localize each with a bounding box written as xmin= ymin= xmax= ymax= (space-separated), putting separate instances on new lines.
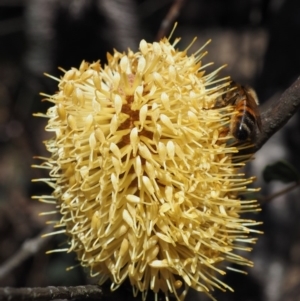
xmin=33 ymin=36 xmax=260 ymax=301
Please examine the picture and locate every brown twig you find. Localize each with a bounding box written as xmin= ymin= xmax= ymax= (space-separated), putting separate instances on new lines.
xmin=259 ymin=181 xmax=300 ymax=204
xmin=0 ymin=285 xmax=104 ymax=301
xmin=0 ymin=225 xmax=53 ymax=280
xmin=97 ymin=0 xmax=141 ymax=51
xmin=255 ymin=76 xmax=300 ymax=151
xmin=156 ymin=0 xmax=187 ymax=41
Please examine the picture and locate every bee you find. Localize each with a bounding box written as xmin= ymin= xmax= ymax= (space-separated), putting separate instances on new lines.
xmin=215 ymin=81 xmax=262 ymax=141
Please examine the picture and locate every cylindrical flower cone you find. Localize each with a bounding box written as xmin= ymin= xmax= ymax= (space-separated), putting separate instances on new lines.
xmin=33 ymin=36 xmax=261 ymax=301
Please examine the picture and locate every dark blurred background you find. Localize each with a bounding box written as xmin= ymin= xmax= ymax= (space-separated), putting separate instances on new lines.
xmin=0 ymin=0 xmax=300 ymax=300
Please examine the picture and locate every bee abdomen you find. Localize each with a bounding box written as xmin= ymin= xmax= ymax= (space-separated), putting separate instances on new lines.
xmin=233 ymin=122 xmax=252 ymax=140
xmin=232 ymin=105 xmax=256 ymax=141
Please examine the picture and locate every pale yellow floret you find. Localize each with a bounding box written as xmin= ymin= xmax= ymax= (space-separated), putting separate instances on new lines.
xmin=33 ymin=35 xmax=261 ymax=301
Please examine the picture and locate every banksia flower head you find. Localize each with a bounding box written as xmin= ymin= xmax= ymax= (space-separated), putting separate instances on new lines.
xmin=33 ymin=34 xmax=261 ymax=301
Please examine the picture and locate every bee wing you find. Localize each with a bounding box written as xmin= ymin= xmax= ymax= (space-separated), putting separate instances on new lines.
xmin=244 ymin=86 xmax=262 ymax=132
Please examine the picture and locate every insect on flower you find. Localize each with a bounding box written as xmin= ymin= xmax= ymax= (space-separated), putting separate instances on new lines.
xmin=32 ymin=32 xmax=261 ymax=301
xmin=214 ymin=81 xmax=262 ymax=141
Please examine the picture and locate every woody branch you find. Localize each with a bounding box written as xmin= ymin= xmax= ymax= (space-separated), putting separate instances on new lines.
xmin=255 ymin=76 xmax=300 ymax=152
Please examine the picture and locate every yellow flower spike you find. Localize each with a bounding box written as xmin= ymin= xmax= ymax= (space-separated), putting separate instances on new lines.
xmin=33 ymin=35 xmax=261 ymax=301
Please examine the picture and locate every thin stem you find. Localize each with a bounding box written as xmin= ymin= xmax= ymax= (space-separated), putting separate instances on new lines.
xmin=0 ymin=285 xmax=103 ymax=301
xmin=0 ymin=225 xmax=53 ymax=280
xmin=156 ymin=0 xmax=188 ymax=41
xmin=259 ymin=181 xmax=300 ymax=204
